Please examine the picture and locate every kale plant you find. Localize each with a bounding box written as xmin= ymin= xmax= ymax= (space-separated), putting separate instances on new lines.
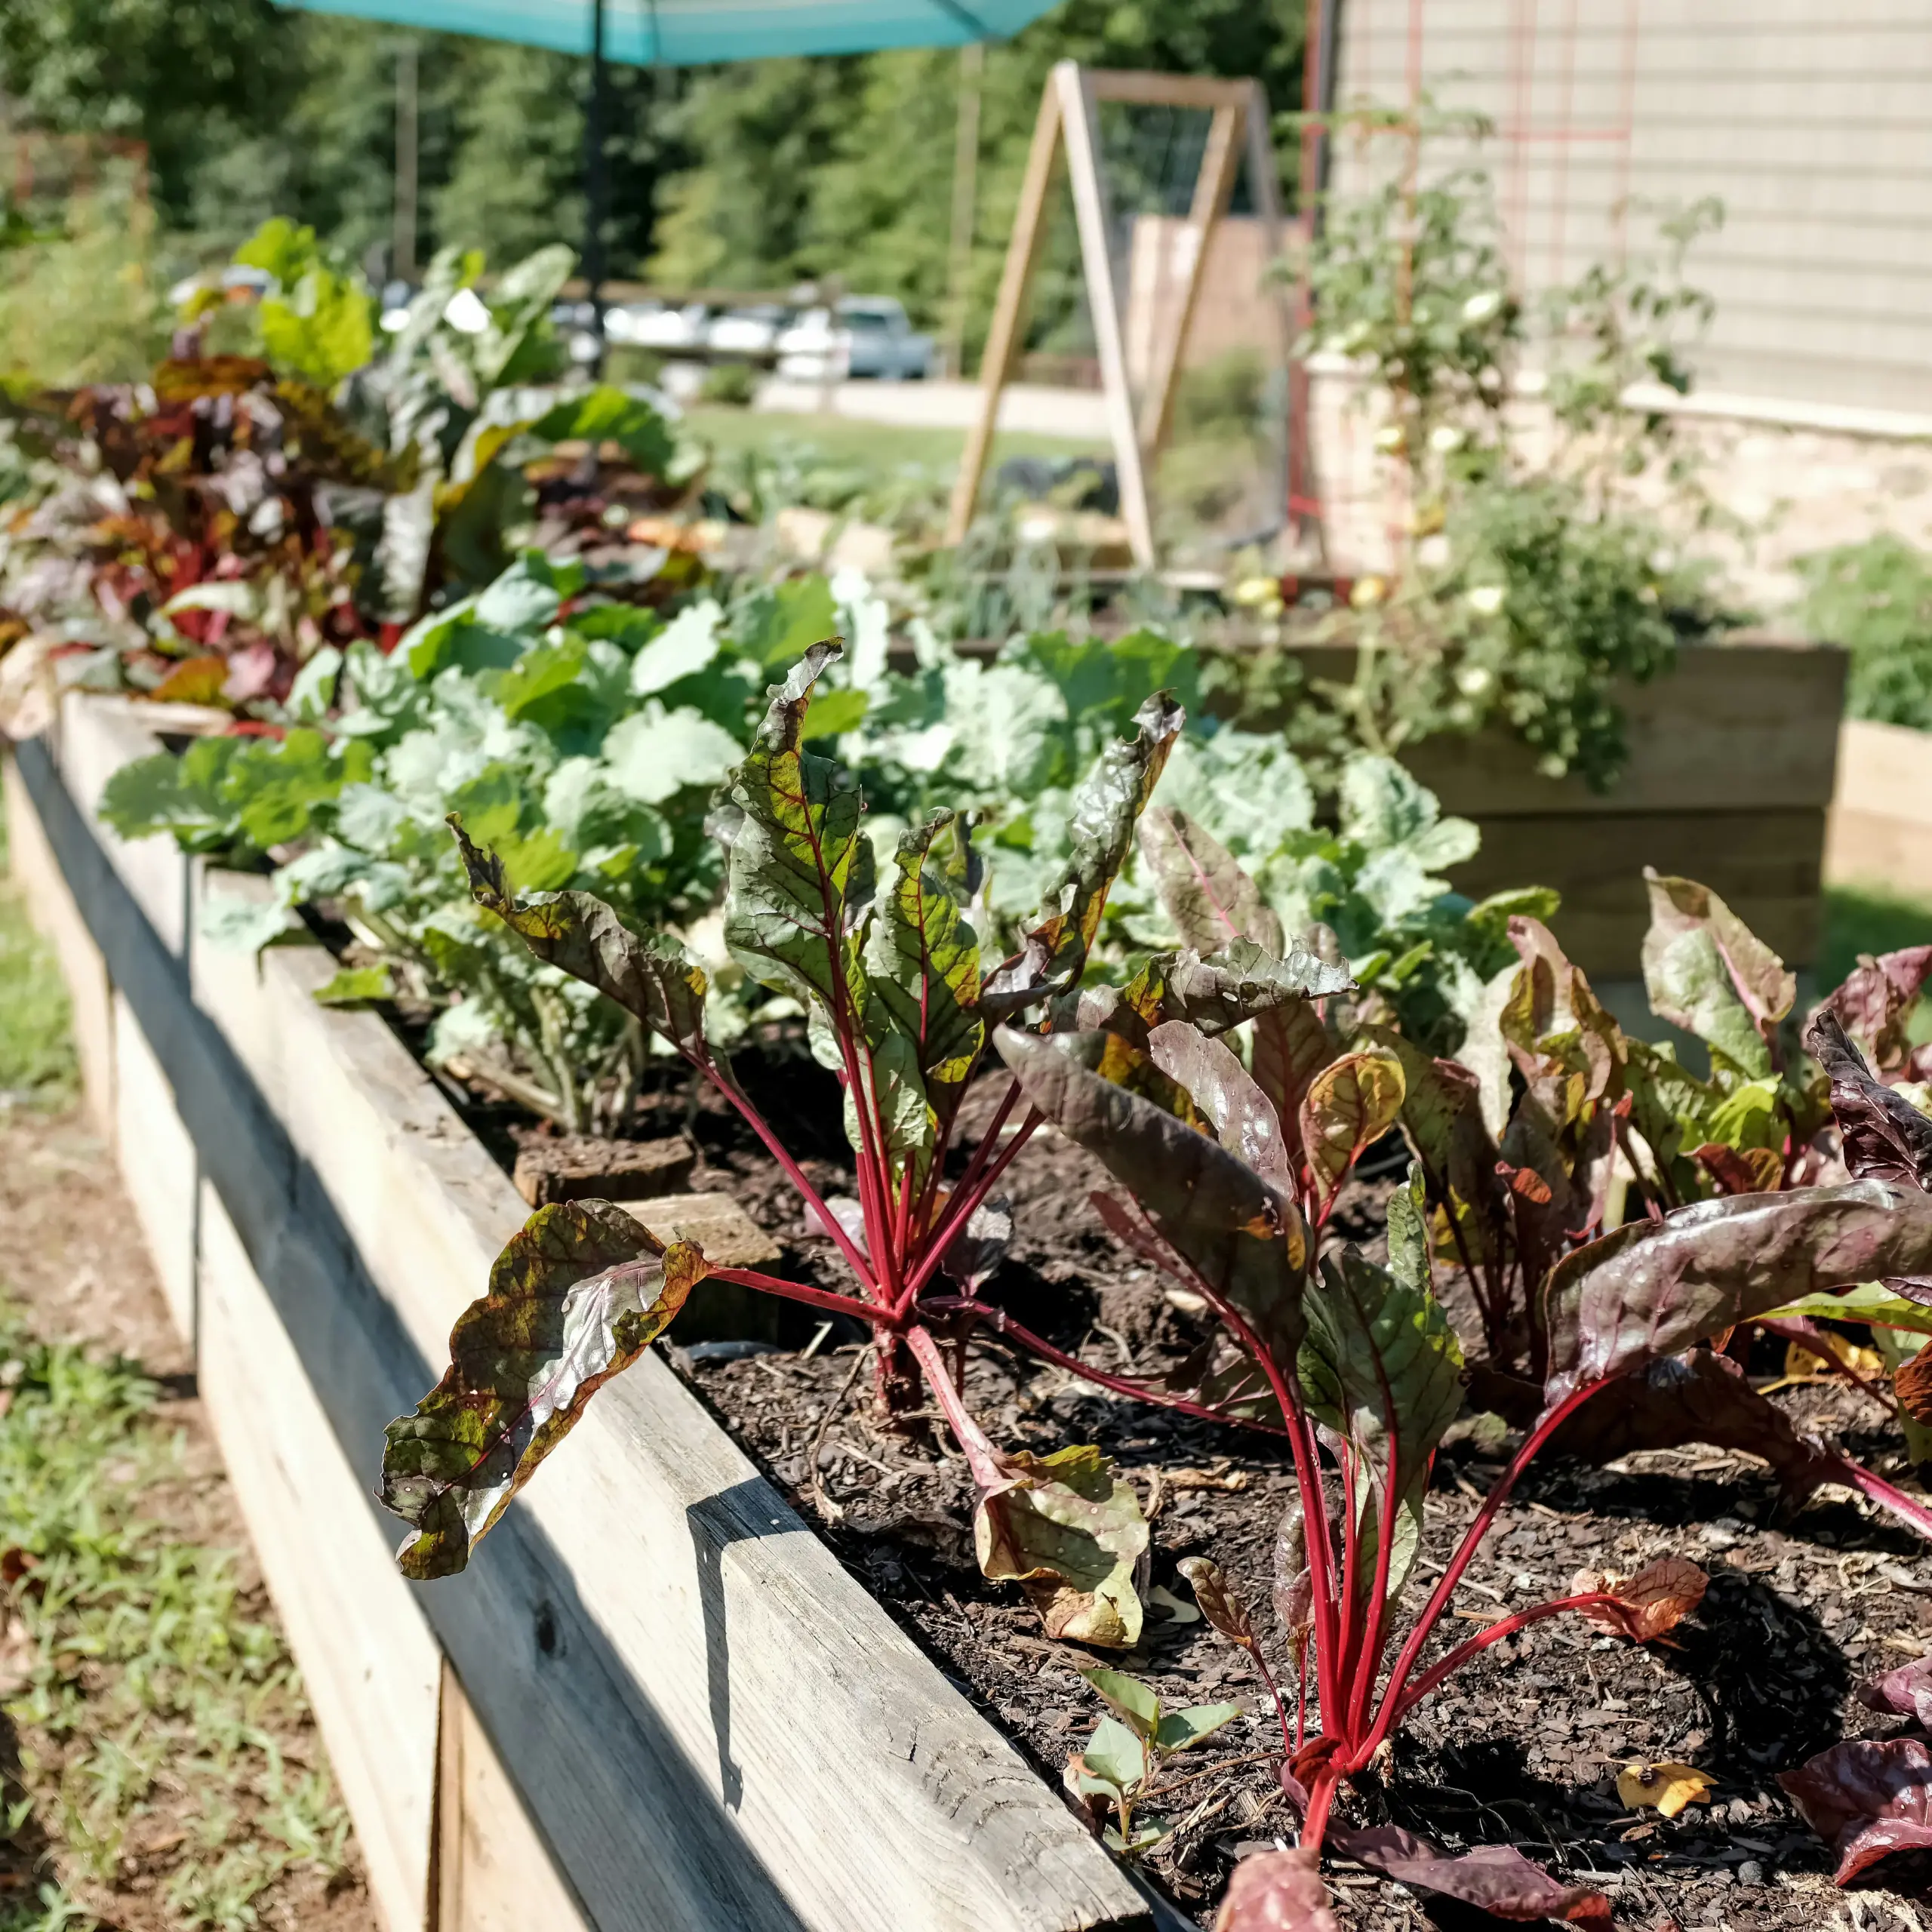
xmin=1795 ymin=533 xmax=1932 ymax=733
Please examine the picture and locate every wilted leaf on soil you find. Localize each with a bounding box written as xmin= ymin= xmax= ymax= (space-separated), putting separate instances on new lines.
xmin=1177 ymin=1555 xmax=1259 ymax=1652
xmin=1213 ymin=1848 xmax=1340 ymax=1932
xmin=1780 ymin=1736 xmax=1932 ymax=1884
xmin=380 ymin=1201 xmax=708 ymax=1578
xmin=1330 ymin=1827 xmax=1612 ymax=1928
xmin=1572 ymin=1556 xmax=1709 ymax=1643
xmin=974 ymin=1444 xmax=1149 ymax=1648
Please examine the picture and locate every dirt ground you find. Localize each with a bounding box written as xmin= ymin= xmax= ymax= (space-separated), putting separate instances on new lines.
xmin=637 ymin=1061 xmax=1932 ymax=1932
xmin=0 ymin=1105 xmax=377 ymax=1932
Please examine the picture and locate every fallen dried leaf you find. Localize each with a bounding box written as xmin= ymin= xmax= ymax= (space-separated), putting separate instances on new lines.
xmin=1572 ymin=1555 xmax=1709 ymax=1642
xmin=1617 ymin=1761 xmax=1715 ymax=1819
xmin=1858 ymin=1652 xmax=1932 ymax=1727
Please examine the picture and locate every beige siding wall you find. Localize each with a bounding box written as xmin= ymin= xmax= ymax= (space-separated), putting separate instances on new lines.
xmin=1332 ymin=0 xmax=1932 ymax=416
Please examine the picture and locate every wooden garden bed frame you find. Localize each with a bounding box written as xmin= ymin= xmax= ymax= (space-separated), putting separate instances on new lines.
xmin=2 ymin=694 xmax=1164 ymax=1932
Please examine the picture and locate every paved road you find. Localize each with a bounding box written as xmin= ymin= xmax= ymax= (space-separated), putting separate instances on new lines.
xmin=752 ymin=376 xmax=1109 ymax=442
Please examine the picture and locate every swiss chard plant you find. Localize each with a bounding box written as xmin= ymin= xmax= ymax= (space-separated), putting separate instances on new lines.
xmin=377 ymin=641 xmax=1350 ymax=1646
xmin=999 ymin=987 xmax=1932 ymax=1924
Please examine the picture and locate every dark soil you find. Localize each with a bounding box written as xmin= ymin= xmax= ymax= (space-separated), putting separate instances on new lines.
xmin=626 ymin=1063 xmax=1932 ymax=1932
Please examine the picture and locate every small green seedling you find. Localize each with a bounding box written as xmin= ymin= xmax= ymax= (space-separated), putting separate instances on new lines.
xmin=1063 ymin=1666 xmax=1241 ymax=1855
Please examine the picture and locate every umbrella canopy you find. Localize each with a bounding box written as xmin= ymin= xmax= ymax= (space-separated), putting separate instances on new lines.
xmin=275 ymin=0 xmax=1059 ymax=62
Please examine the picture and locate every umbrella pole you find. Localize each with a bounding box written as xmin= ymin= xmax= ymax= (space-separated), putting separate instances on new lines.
xmin=583 ymin=0 xmax=608 ymax=374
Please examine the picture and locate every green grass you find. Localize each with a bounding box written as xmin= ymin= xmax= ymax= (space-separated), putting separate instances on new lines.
xmin=0 ymin=811 xmax=76 ymax=1111
xmin=0 ymin=1321 xmax=352 ymax=1929
xmin=681 ymin=404 xmax=1105 ymax=474
xmin=1820 ymin=884 xmax=1932 ymax=995
xmin=0 ymin=790 xmax=350 ymax=1928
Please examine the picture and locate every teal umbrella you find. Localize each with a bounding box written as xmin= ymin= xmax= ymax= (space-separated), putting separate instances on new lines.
xmin=280 ymin=0 xmax=1057 ymax=346
xmin=278 ymin=0 xmax=1057 ymax=63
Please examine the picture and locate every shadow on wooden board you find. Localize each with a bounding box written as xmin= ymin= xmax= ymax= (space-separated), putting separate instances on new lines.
xmin=10 ymin=737 xmax=814 ymax=1932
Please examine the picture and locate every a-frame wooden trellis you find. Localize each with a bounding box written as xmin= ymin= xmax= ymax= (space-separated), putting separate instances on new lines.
xmin=944 ymin=62 xmax=1293 ymax=568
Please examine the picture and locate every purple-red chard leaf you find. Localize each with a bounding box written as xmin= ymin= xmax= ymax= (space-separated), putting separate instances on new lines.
xmin=980 ymin=692 xmax=1185 ymax=1019
xmin=451 ymin=820 xmax=708 ymax=1057
xmin=1825 ymin=945 xmax=1932 ymax=1073
xmin=1543 ymin=1181 xmax=1932 ymax=1411
xmin=1329 ymin=1829 xmax=1611 ymax=1929
xmin=1780 ymin=1737 xmax=1932 ymax=1884
xmin=974 ymin=1444 xmax=1149 ymax=1647
xmin=1641 ymin=869 xmax=1794 ymax=1078
xmin=1147 ymin=1020 xmax=1294 ymax=1191
xmin=380 ymin=1201 xmax=709 ymax=1579
xmin=1858 ymin=1653 xmax=1932 ymax=1727
xmin=1137 ymin=804 xmax=1284 ymax=955
xmin=721 ymin=642 xmax=873 ymax=1014
xmin=1807 ymin=1010 xmax=1932 ymax=1192
xmin=1550 ymin=1346 xmax=1836 ymax=1503
xmin=1213 ymin=1848 xmax=1340 ymax=1932
xmin=995 ymin=1026 xmax=1309 ymax=1386
xmin=861 ymin=810 xmax=984 ymax=1148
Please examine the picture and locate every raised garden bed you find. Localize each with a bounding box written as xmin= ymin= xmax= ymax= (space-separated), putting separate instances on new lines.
xmin=1826 ymin=715 xmax=1932 ymax=905
xmin=3 ymin=693 xmax=1159 ymax=1932
xmin=11 ymin=684 xmax=1932 ymax=1932
xmin=1278 ymin=636 xmax=1847 ymax=984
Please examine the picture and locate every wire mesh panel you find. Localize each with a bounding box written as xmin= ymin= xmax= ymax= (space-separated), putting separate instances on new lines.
xmin=1332 ymin=0 xmax=1932 ymax=417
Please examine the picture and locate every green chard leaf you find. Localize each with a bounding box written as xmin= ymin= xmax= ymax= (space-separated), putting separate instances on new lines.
xmin=380 ymin=1201 xmax=709 ymax=1578
xmin=982 ymin=691 xmax=1186 ymax=1019
xmin=451 ymin=817 xmax=709 ymax=1057
xmin=1146 ymin=1020 xmax=1294 ymax=1192
xmin=1641 ymin=869 xmax=1795 ymax=1079
xmin=862 ymin=810 xmax=985 ymax=1146
xmin=1300 ymin=1241 xmax=1463 ymax=1603
xmin=1299 ymin=1048 xmax=1407 ymax=1199
xmin=721 ymin=642 xmax=873 ymax=1017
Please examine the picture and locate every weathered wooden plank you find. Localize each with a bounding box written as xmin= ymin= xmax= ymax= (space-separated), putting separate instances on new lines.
xmin=1463 ymin=808 xmax=1826 ymax=977
xmin=435 ymin=1662 xmax=593 ymax=1932
xmin=5 ymin=749 xmax=116 ymax=1132
xmin=197 ymin=1180 xmax=441 ymax=1932
xmin=111 ymin=989 xmax=198 ymax=1342
xmin=1825 ymin=718 xmax=1932 ymax=900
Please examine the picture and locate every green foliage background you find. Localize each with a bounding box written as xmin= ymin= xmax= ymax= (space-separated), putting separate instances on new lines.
xmin=2 ymin=0 xmax=1303 ymax=356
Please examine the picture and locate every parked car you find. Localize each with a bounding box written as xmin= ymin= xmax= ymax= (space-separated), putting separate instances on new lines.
xmin=776 ymin=297 xmax=934 ymax=382
xmin=703 ymin=304 xmax=795 ymax=362
xmin=605 ymin=300 xmax=711 ymax=353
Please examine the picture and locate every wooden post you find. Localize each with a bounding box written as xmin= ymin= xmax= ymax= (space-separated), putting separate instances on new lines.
xmin=393 ymin=42 xmax=419 ymax=283
xmin=1055 ymin=63 xmax=1156 ymax=568
xmin=940 ymin=42 xmax=985 ymax=380
xmin=1134 ymin=99 xmax=1244 ymax=459
xmin=944 ymin=79 xmax=1062 ymax=546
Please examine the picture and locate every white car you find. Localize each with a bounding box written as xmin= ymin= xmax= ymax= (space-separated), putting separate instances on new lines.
xmin=605 ymin=300 xmax=711 ymax=352
xmin=776 ymin=297 xmax=934 ymax=381
xmin=703 ymin=304 xmax=795 ymax=361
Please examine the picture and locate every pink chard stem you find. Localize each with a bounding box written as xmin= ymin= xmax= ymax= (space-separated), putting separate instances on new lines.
xmin=903 ymin=1322 xmax=1007 ymax=1491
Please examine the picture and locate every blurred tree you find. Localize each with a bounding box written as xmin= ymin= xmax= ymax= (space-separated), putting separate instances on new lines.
xmin=0 ymin=0 xmax=300 ymax=229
